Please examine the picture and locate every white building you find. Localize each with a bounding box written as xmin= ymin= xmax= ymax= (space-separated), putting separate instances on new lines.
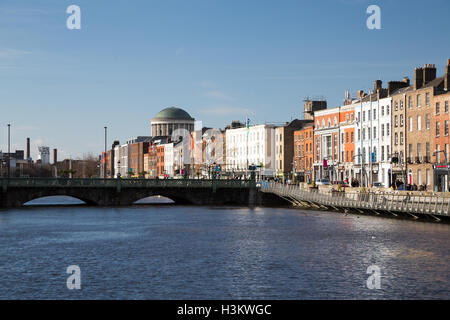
xmin=163 ymin=143 xmax=174 ymax=177
xmin=378 ymin=97 xmax=392 ymax=187
xmin=37 ymin=146 xmax=50 ymax=165
xmin=354 ymin=90 xmax=389 ymax=186
xmin=225 ymin=124 xmax=275 ymax=176
xmin=114 ymin=143 xmax=129 ymax=178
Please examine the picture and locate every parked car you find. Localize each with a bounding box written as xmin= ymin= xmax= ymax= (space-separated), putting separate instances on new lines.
xmin=316 ymin=178 xmax=331 ymax=185
xmin=372 ymin=182 xmax=384 ymax=188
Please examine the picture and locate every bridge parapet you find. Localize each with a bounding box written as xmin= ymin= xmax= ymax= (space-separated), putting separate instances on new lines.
xmin=0 ymin=178 xmax=256 ymax=189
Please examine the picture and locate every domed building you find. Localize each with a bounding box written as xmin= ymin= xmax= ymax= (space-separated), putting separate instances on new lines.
xmin=151 ymin=107 xmax=195 ymax=137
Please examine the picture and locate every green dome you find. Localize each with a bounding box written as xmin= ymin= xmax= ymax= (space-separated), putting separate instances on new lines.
xmin=153 ymin=107 xmax=194 ymax=120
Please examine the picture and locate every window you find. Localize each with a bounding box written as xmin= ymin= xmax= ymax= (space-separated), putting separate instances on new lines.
xmin=351 ymin=132 xmax=354 ymax=142
xmin=409 ymin=144 xmax=413 ymax=160
xmin=417 ymin=143 xmax=422 ymax=158
xmin=368 ymin=110 xmax=371 ymax=121
xmin=426 ymin=114 xmax=430 ymax=130
xmin=426 ymin=93 xmax=430 ymax=106
xmin=409 ymin=117 xmax=413 ymax=132
xmin=395 ymin=133 xmax=398 ymax=145
xmin=346 ymin=151 xmax=349 ymax=162
xmin=445 ymin=120 xmax=449 ymax=136
xmin=316 ymin=120 xmax=320 ymax=128
xmin=417 ymin=116 xmax=422 ymax=131
xmin=417 ymin=94 xmax=421 ymax=108
xmin=381 ymin=124 xmax=384 ymax=137
xmin=322 ymin=119 xmax=325 ymax=128
xmin=358 ymin=129 xmax=361 ymax=141
xmin=395 ymin=115 xmax=398 ymax=127
xmin=426 ymin=142 xmax=430 ymax=161
xmin=381 ymin=146 xmax=385 ymax=161
xmin=363 ymin=111 xmax=366 ymax=122
xmin=426 ymin=169 xmax=430 ymax=185
xmin=395 ymin=101 xmax=398 ymax=111
xmin=381 ymin=106 xmax=384 ymax=116
xmin=346 ymin=132 xmax=349 ymax=143
xmin=400 ymin=114 xmax=404 ymax=126
xmin=400 ymin=100 xmax=404 ymax=109
xmin=417 ymin=170 xmax=422 ymax=185
xmin=386 ymin=105 xmax=390 ymax=115
xmin=346 ymin=114 xmax=349 ymax=123
xmin=341 ymin=133 xmax=344 ymax=144
xmin=362 ymin=128 xmax=365 ymax=140
xmin=334 ymin=116 xmax=337 ymax=126
xmin=368 ymin=128 xmax=371 ymax=140
xmin=357 ymin=112 xmax=361 ymax=122
xmin=436 ymin=122 xmax=440 ymax=137
xmin=387 ymin=125 xmax=389 ymax=136
xmin=373 ymin=127 xmax=376 ymax=139
xmin=445 ymin=101 xmax=449 ymax=113
xmin=436 ymin=102 xmax=440 ymax=114
xmin=341 ymin=151 xmax=344 ymax=162
xmin=400 ymin=132 xmax=404 ymax=145
xmin=373 ymin=109 xmax=376 ymax=120
xmin=328 ymin=119 xmax=331 ymax=128
xmin=408 ymin=96 xmax=412 ymax=109
xmin=357 ymin=148 xmax=361 ymax=164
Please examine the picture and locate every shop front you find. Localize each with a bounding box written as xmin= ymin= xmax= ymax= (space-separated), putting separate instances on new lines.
xmin=433 ymin=164 xmax=449 ymax=192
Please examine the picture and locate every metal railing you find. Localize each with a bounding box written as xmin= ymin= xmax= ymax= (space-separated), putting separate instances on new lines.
xmin=0 ymin=178 xmax=256 ymax=189
xmin=260 ymin=182 xmax=450 ymax=218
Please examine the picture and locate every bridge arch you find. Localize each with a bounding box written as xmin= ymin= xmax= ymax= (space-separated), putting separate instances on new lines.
xmin=13 ymin=189 xmax=101 ymax=207
xmin=24 ymin=195 xmax=87 ymax=206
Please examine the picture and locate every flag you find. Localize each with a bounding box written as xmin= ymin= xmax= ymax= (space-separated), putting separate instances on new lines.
xmin=246 ymin=117 xmax=250 ymax=136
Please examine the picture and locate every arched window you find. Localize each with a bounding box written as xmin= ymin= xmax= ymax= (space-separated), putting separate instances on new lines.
xmin=322 ymin=119 xmax=325 ymax=128
xmin=334 ymin=116 xmax=337 ymax=126
xmin=327 ymin=119 xmax=331 ymax=128
xmin=316 ymin=120 xmax=320 ymax=128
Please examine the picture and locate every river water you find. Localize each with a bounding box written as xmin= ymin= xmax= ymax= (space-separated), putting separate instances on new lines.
xmin=0 ymin=196 xmax=449 ymax=299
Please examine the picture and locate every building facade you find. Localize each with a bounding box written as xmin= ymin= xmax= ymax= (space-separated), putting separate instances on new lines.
xmin=225 ymin=124 xmax=275 ymax=177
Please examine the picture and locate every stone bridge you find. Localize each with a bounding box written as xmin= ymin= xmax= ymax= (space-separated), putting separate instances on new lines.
xmin=0 ymin=178 xmax=287 ymax=208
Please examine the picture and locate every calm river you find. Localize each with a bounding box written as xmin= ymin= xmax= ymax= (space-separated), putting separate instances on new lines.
xmin=0 ymin=196 xmax=449 ymax=299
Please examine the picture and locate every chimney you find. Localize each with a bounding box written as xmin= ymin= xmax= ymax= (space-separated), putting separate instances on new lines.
xmin=358 ymin=90 xmax=365 ymax=98
xmin=445 ymin=59 xmax=450 ymax=91
xmin=423 ymin=64 xmax=437 ymax=86
xmin=26 ymin=138 xmax=30 ymax=160
xmin=374 ymin=80 xmax=382 ymax=92
xmin=414 ymin=67 xmax=424 ymax=90
xmin=388 ymin=79 xmax=410 ymax=96
xmin=53 ymin=148 xmax=57 ymax=164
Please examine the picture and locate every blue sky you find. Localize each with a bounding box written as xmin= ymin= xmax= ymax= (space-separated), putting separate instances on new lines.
xmin=1 ymin=0 xmax=449 ymax=159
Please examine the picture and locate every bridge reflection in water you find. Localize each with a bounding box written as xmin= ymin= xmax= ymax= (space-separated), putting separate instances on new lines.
xmin=0 ymin=178 xmax=285 ymax=208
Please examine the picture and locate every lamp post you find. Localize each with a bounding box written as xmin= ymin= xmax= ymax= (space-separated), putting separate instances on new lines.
xmin=104 ymin=126 xmax=107 ymax=179
xmin=7 ymin=124 xmax=10 ymax=178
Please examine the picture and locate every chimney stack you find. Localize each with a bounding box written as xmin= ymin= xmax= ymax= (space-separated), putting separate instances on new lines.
xmin=423 ymin=64 xmax=437 ymax=86
xmin=53 ymin=148 xmax=57 ymax=164
xmin=402 ymin=77 xmax=410 ymax=86
xmin=374 ymin=80 xmax=382 ymax=92
xmin=26 ymin=138 xmax=30 ymax=160
xmin=358 ymin=90 xmax=365 ymax=98
xmin=414 ymin=67 xmax=424 ymax=90
xmin=445 ymin=59 xmax=450 ymax=91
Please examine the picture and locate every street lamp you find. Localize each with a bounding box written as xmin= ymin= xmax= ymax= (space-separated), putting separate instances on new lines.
xmin=7 ymin=124 xmax=10 ymax=178
xmin=104 ymin=126 xmax=107 ymax=179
